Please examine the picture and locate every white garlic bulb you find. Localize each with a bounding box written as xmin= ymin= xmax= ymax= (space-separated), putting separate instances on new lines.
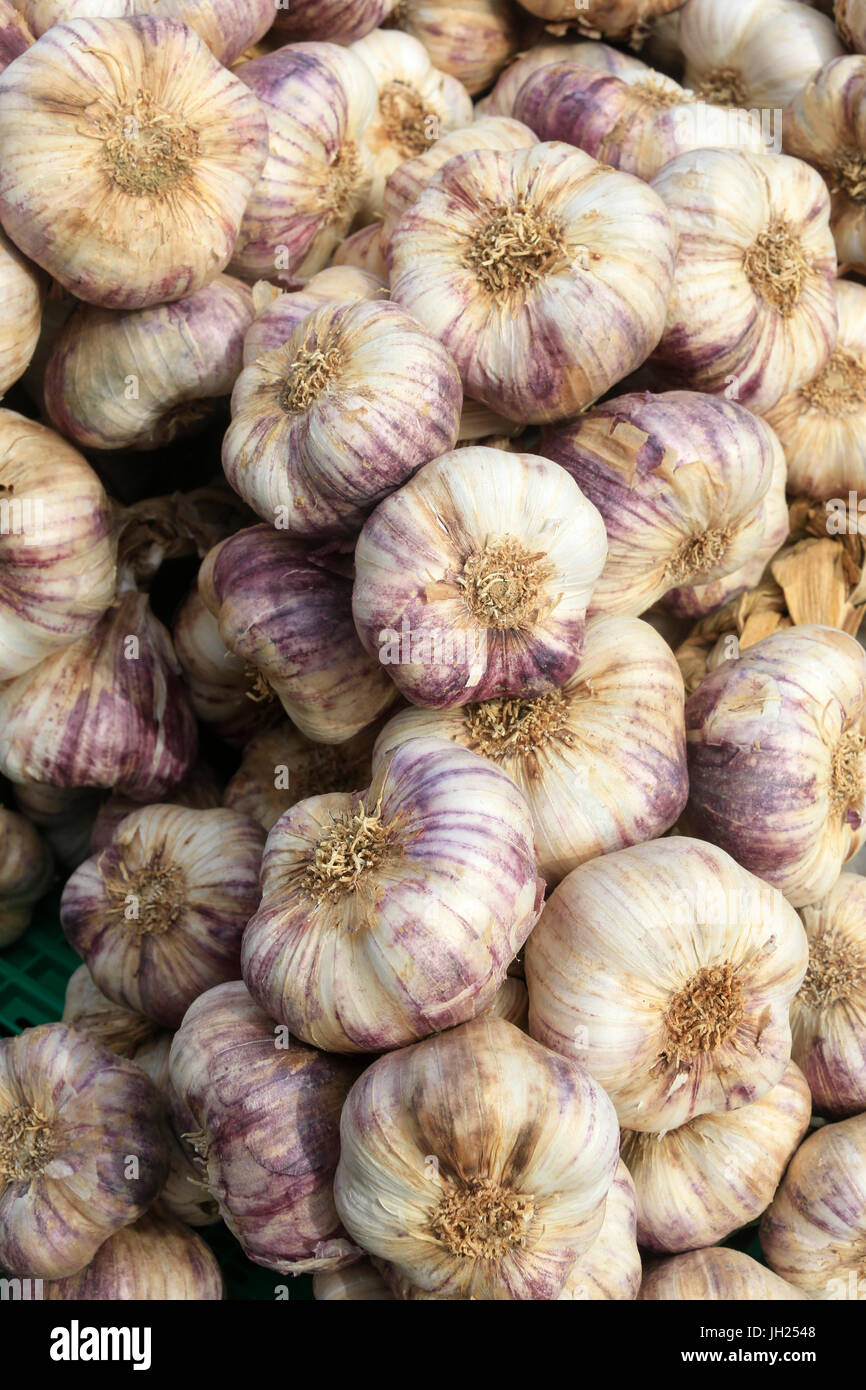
xmin=387 ymin=0 xmax=521 ymax=96
xmin=332 ymin=222 xmax=388 ymax=277
xmin=242 ymin=267 xmax=385 ymax=367
xmin=7 ymin=0 xmax=275 ymax=66
xmin=223 ymin=722 xmax=378 ymax=834
xmin=476 ymin=39 xmax=649 ymax=118
xmin=43 ymin=1205 xmax=225 ymax=1300
xmin=0 ymin=227 xmax=41 ymax=396
xmin=173 ymin=588 xmax=282 ymax=748
xmin=314 ymin=1259 xmax=394 ymax=1300
xmin=639 ymin=1247 xmax=809 ymax=1300
xmin=557 ymin=1161 xmax=641 ymax=1302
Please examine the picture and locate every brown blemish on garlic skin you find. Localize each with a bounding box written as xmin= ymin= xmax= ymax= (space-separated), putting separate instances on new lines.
xmin=655 ymin=962 xmax=746 ymax=1072
xmin=0 ymin=1106 xmax=55 ymax=1183
xmin=378 ymin=80 xmax=436 ymax=158
xmin=279 ymin=344 xmax=343 ymax=413
xmin=460 ymin=537 xmax=552 ymax=630
xmin=429 ymin=1176 xmax=534 ymax=1259
xmin=696 ymin=66 xmax=748 ymax=108
xmin=798 ymin=930 xmax=865 ymax=1009
xmin=95 ymin=89 xmax=200 ymax=198
xmin=833 ymin=148 xmax=866 ymax=206
xmin=665 ymin=527 xmax=732 ymax=585
xmin=101 ymin=846 xmax=186 ymax=936
xmin=463 ymin=200 xmax=571 ymax=297
xmin=799 ymin=347 xmax=866 ymax=416
xmin=830 ymin=726 xmax=866 ymax=813
xmin=743 ymin=222 xmax=812 ymax=317
xmin=303 ymin=798 xmax=406 ymax=906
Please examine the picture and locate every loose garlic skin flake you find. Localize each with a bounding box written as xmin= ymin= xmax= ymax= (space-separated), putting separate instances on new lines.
xmin=685 ymin=625 xmax=866 ymax=908
xmin=334 ymin=1016 xmax=619 ymax=1300
xmin=352 ymin=447 xmax=607 ymax=710
xmin=525 ymin=837 xmax=808 ymax=1132
xmin=0 ymin=17 xmax=268 ymax=309
xmin=389 ymin=142 xmax=676 ymax=424
xmin=638 ymin=1247 xmax=809 ymax=1301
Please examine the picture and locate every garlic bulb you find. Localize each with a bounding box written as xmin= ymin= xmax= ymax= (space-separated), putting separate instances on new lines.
xmin=352 ymin=446 xmax=606 ymax=710
xmin=223 ymin=299 xmax=462 ymax=539
xmin=621 ymin=1062 xmax=811 ymax=1253
xmin=61 ymin=805 xmax=265 ymax=1029
xmin=639 ymin=1247 xmax=809 ymax=1300
xmin=649 ymin=149 xmax=838 ymax=414
xmin=679 ymin=0 xmax=844 ymax=110
xmin=837 ymin=0 xmax=866 ymax=52
xmin=526 ymin=836 xmax=808 ymax=1131
xmin=62 ymin=962 xmax=161 ymax=1056
xmin=0 ymin=411 xmax=116 ymax=681
xmin=15 ymin=784 xmax=101 ymax=870
xmin=44 ymin=276 xmax=253 ymax=452
xmin=541 ymin=391 xmax=787 ymax=621
xmin=485 ymin=974 xmax=530 ymax=1031
xmin=335 ymin=1016 xmax=619 ymax=1300
xmin=199 ymin=526 xmax=397 ymax=744
xmin=685 ymin=625 xmax=866 ymax=907
xmin=761 ymin=1112 xmax=866 ymax=1298
xmin=169 ymin=980 xmax=361 ymax=1273
xmin=242 ymin=268 xmax=385 ymax=367
xmin=373 ymin=614 xmax=687 ymax=884
xmin=223 ymin=721 xmax=378 ymax=833
xmin=0 ymin=1023 xmax=167 ymax=1278
xmin=0 ymin=807 xmax=52 ymax=948
xmin=792 ymin=873 xmax=866 ymax=1118
xmin=0 ymin=591 xmax=198 ymax=799
xmin=784 ymin=56 xmax=866 ymax=275
xmin=349 ymin=30 xmax=473 ymax=220
xmin=231 ymin=43 xmax=377 ymax=287
xmin=513 ymin=1 xmax=681 ymax=41
xmin=314 ymin=1260 xmax=395 ymax=1300
xmin=386 ymin=0 xmax=522 ymax=96
xmin=514 ymin=64 xmax=765 ymax=183
xmin=8 ymin=0 xmax=275 ymax=66
xmin=389 ymin=142 xmax=676 ymax=424
xmin=764 ymin=281 xmax=866 ymax=501
xmin=476 ymin=39 xmax=649 ymax=118
xmin=273 ymin=0 xmax=397 ymax=43
xmin=43 ymin=1205 xmax=224 ymax=1300
xmin=113 ymin=484 xmax=251 ymax=593
xmin=173 ymin=588 xmax=283 ymax=747
xmin=242 ymin=737 xmax=543 ymax=1052
xmin=0 ymin=228 xmax=42 ymax=397
xmin=557 ymin=1161 xmax=641 ymax=1302
xmin=331 ymin=222 xmax=389 ymax=278
xmin=90 ymin=761 xmax=222 ymax=855
xmin=0 ymin=0 xmax=32 ymax=69
xmin=0 ymin=17 xmax=268 ymax=308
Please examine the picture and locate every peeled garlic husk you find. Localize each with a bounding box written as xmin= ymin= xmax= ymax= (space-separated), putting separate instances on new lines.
xmin=0 ymin=807 xmax=52 ymax=948
xmin=223 ymin=298 xmax=462 ymax=539
xmin=43 ymin=1205 xmax=224 ymax=1300
xmin=169 ymin=979 xmax=361 ymax=1273
xmin=650 ymin=149 xmax=838 ymax=414
xmin=241 ymin=737 xmax=543 ymax=1052
xmin=765 ymin=281 xmax=866 ymax=501
xmin=273 ymin=0 xmax=397 ymax=42
xmin=386 ymin=0 xmax=522 ymax=96
xmin=15 ymin=784 xmax=101 ymax=870
xmin=335 ymin=1015 xmax=619 ymax=1300
xmin=0 ymin=1022 xmax=167 ymax=1278
xmin=353 ymin=446 xmax=606 ymax=709
xmin=223 ymin=721 xmax=378 ymax=833
xmin=389 ymin=142 xmax=676 ymax=424
xmin=90 ymin=761 xmax=222 ymax=855
xmin=456 ymin=395 xmax=521 ymax=443
xmin=0 ymin=410 xmax=116 ymax=681
xmin=784 ymin=57 xmax=866 ymax=275
xmin=380 ymin=114 xmax=536 ymax=250
xmin=349 ymin=30 xmax=473 ymax=221
xmin=526 ymin=836 xmax=808 ymax=1132
xmin=679 ymin=0 xmax=844 ymax=110
xmin=0 ymin=0 xmax=32 ymax=68
xmin=173 ymin=588 xmax=283 ymax=747
xmin=314 ymin=1259 xmax=395 ymax=1300
xmin=43 ymin=275 xmax=253 ymax=452
xmin=476 ymin=38 xmax=649 ymax=117
xmin=514 ymin=63 xmax=765 ymax=182
xmin=0 ymin=16 xmax=268 ymax=309
xmin=838 ymin=0 xmax=866 ymax=52
xmin=639 ymin=1247 xmax=809 ymax=1300
xmin=557 ymin=1161 xmax=641 ymax=1301
xmin=231 ymin=43 xmax=377 ymax=287
xmin=514 ymin=0 xmax=680 ymax=40
xmin=61 ymin=804 xmax=265 ymax=1030
xmin=685 ymin=625 xmax=866 ymax=907
xmin=8 ymin=0 xmax=274 ymax=65
xmin=373 ymin=614 xmax=687 ymax=884
xmin=761 ymin=1112 xmax=866 ymax=1298
xmin=0 ymin=590 xmax=198 ymax=798
xmin=331 ymin=222 xmax=389 ymax=278
xmin=242 ymin=268 xmax=385 ymax=367
xmin=791 ymin=873 xmax=866 ymax=1119
xmin=621 ymin=1062 xmax=811 ymax=1253
xmin=0 ymin=228 xmax=42 ymax=396
xmin=199 ymin=526 xmax=397 ymax=744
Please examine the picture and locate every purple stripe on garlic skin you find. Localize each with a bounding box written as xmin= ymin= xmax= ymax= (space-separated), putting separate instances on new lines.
xmin=173 ymin=588 xmax=283 ymax=748
xmin=685 ymin=624 xmax=866 ymax=907
xmin=241 ymin=736 xmax=544 ymax=1054
xmin=273 ymin=0 xmax=397 ymax=42
xmin=476 ymin=38 xmax=649 ymax=118
xmin=331 ymin=222 xmax=389 ymax=278
xmin=168 ymin=979 xmax=362 ymax=1275
xmin=8 ymin=0 xmax=274 ymax=66
xmin=243 ymin=267 xmax=385 ymax=367
xmin=42 ymin=1205 xmax=224 ymax=1300
xmin=0 ymin=0 xmax=32 ymax=70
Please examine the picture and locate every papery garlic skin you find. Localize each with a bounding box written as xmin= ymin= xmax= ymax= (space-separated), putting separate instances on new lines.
xmin=557 ymin=1160 xmax=641 ymax=1301
xmin=350 ymin=30 xmax=473 ymax=220
xmin=224 ymin=299 xmax=462 ymax=539
xmin=173 ymin=589 xmax=282 ymax=747
xmin=0 ymin=1023 xmax=167 ymax=1278
xmin=314 ymin=1260 xmax=395 ymax=1300
xmin=649 ymin=149 xmax=838 ymax=414
xmin=837 ymin=0 xmax=866 ymax=53
xmin=621 ymin=1062 xmax=811 ymax=1253
xmin=335 ymin=1016 xmax=619 ymax=1300
xmin=331 ymin=222 xmax=389 ymax=278
xmin=639 ymin=1247 xmax=810 ymax=1301
xmin=232 ymin=43 xmax=377 ymax=287
xmin=0 ymin=229 xmax=42 ymax=396
xmin=90 ymin=761 xmax=222 ymax=856
xmin=0 ymin=591 xmax=198 ymax=799
xmin=16 ymin=784 xmax=101 ymax=870
xmin=241 ymin=737 xmax=543 ymax=1052
xmin=61 ymin=805 xmax=265 ymax=1029
xmin=62 ymin=962 xmax=161 ymax=1056
xmin=223 ymin=721 xmax=377 ymax=833
xmin=199 ymin=527 xmax=397 ymax=744
xmin=679 ymin=0 xmax=844 ymax=110
xmin=387 ymin=0 xmax=522 ymax=96
xmin=0 ymin=17 xmax=268 ymax=309
xmin=514 ymin=0 xmax=680 ymax=39
xmin=43 ymin=1205 xmax=224 ymax=1300
xmin=352 ymin=447 xmax=607 ymax=709
xmin=526 ymin=837 xmax=808 ymax=1132
xmin=476 ymin=39 xmax=649 ymax=118
xmin=273 ymin=0 xmax=396 ymax=42
xmin=0 ymin=411 xmax=116 ymax=681
xmin=169 ymin=980 xmax=361 ymax=1274
xmin=373 ymin=614 xmax=687 ymax=884
xmin=484 ymin=974 xmax=530 ymax=1031
xmin=44 ymin=276 xmax=253 ymax=452
xmin=8 ymin=0 xmax=275 ymax=65
xmin=0 ymin=0 xmax=32 ymax=69
xmin=685 ymin=625 xmax=866 ymax=907
xmin=242 ymin=268 xmax=385 ymax=367
xmin=389 ymin=142 xmax=676 ymax=424
xmin=0 ymin=806 xmax=52 ymax=948
xmin=792 ymin=873 xmax=866 ymax=1118
xmin=761 ymin=1112 xmax=866 ymax=1299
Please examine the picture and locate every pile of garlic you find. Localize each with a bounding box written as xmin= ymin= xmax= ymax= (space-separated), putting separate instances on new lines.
xmin=0 ymin=0 xmax=865 ymax=1309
